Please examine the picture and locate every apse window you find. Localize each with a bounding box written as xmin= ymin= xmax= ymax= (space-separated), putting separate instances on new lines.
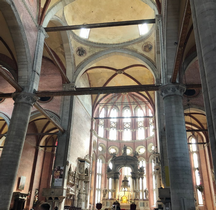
xmin=98 ymin=146 xmax=103 ymax=152
xmin=138 ymin=23 xmax=149 ymax=36
xmin=98 ymin=108 xmax=105 ymax=138
xmin=138 ymin=147 xmax=145 ymax=154
xmin=95 ymin=158 xmax=102 ymax=203
xmin=109 ymin=108 xmax=117 ymax=140
xmin=122 ymin=108 xmax=132 ymax=141
xmin=80 ymin=28 xmax=90 ymax=39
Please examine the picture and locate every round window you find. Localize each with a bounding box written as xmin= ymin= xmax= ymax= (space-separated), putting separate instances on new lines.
xmin=148 ymin=143 xmax=155 ymax=153
xmin=98 ymin=146 xmax=103 ymax=152
xmin=38 ymin=96 xmax=53 ymax=103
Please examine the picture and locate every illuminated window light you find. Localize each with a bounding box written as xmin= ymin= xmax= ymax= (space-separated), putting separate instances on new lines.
xmin=80 ymin=28 xmax=90 ymax=39
xmin=138 ymin=23 xmax=149 ymax=36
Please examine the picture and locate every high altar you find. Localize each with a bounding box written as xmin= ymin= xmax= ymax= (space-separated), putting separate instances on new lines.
xmin=102 ymin=146 xmax=150 ymax=210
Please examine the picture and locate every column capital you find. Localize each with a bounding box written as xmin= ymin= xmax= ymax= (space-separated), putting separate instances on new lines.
xmin=12 ymin=92 xmax=37 ymax=106
xmin=155 ymin=14 xmax=162 ymax=25
xmin=160 ymin=84 xmax=186 ymax=99
xmin=38 ymin=26 xmax=49 ymax=39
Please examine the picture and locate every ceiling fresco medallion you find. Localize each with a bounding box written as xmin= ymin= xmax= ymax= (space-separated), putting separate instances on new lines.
xmin=142 ymin=41 xmax=153 ymax=53
xmin=76 ymin=47 xmax=87 ymax=57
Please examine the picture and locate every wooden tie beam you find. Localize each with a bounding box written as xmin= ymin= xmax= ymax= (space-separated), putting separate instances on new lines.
xmin=0 ymin=66 xmax=64 ymax=132
xmin=44 ymin=19 xmax=155 ymax=32
xmin=0 ymin=84 xmax=202 ymax=98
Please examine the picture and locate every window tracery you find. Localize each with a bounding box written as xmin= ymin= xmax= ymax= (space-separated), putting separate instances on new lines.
xmin=98 ymin=108 xmax=105 ymax=138
xmin=139 ymin=158 xmax=147 ymax=199
xmin=95 ymin=99 xmax=154 ymax=141
xmin=137 ymin=108 xmax=145 ymax=140
xmin=95 ymin=158 xmax=103 ymax=203
xmin=152 ymin=159 xmax=157 ymax=206
xmin=122 ymin=107 xmax=132 ymax=141
xmin=109 ymin=108 xmax=117 ymax=140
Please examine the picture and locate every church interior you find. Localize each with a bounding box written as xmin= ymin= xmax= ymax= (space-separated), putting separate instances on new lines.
xmin=0 ymin=0 xmax=216 ymax=210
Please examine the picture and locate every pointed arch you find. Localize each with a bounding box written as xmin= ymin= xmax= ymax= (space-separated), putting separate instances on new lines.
xmin=0 ymin=1 xmax=32 ymax=87
xmin=73 ymin=49 xmax=158 ymax=85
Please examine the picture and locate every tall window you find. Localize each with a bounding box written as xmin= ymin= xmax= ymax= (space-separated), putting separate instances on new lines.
xmin=149 ymin=109 xmax=154 ymax=136
xmin=98 ymin=108 xmax=105 ymax=138
xmin=152 ymin=159 xmax=157 ymax=206
xmin=110 ymin=108 xmax=117 ymax=140
xmin=95 ymin=158 xmax=102 ymax=203
xmin=139 ymin=159 xmax=147 ymax=199
xmin=108 ymin=159 xmax=113 ymax=199
xmin=190 ymin=137 xmax=203 ymax=205
xmin=137 ymin=108 xmax=145 ymax=140
xmin=108 ymin=178 xmax=112 ymax=199
xmin=123 ymin=108 xmax=131 ymax=141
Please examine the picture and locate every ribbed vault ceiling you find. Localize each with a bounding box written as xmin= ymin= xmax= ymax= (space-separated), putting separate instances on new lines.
xmin=78 ymin=54 xmax=155 ymax=106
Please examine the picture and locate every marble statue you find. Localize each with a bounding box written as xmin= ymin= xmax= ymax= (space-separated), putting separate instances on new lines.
xmin=144 ymin=188 xmax=149 ymax=199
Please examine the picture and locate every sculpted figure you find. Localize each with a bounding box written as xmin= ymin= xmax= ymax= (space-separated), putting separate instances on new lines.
xmin=144 ymin=188 xmax=149 ymax=199
xmin=103 ymin=189 xmax=108 ymax=198
xmin=123 ymin=145 xmax=127 ymax=155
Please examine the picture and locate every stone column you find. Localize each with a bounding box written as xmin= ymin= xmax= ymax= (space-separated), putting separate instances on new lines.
xmin=132 ymin=178 xmax=137 ymax=199
xmin=160 ymin=84 xmax=195 ymax=210
xmin=84 ymin=181 xmax=90 ymax=209
xmin=136 ymin=178 xmax=140 ymax=199
xmin=111 ymin=178 xmax=115 ymax=199
xmin=106 ymin=178 xmax=109 ymax=199
xmin=116 ymin=179 xmax=119 ymax=199
xmin=0 ymin=92 xmax=37 ymax=210
xmin=115 ymin=178 xmax=119 ymax=200
xmin=190 ymin=0 xmax=216 ymax=180
xmin=78 ymin=180 xmax=84 ymax=208
xmin=141 ymin=178 xmax=144 ymax=199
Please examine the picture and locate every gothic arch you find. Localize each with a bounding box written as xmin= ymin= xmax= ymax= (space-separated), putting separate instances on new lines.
xmin=0 ymin=0 xmax=32 ymax=87
xmin=107 ymin=154 xmax=140 ymax=179
xmin=0 ymin=112 xmax=10 ymax=126
xmin=30 ymin=110 xmax=61 ymax=124
xmin=73 ymin=49 xmax=158 ymax=85
xmin=49 ymin=16 xmax=75 ymax=81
